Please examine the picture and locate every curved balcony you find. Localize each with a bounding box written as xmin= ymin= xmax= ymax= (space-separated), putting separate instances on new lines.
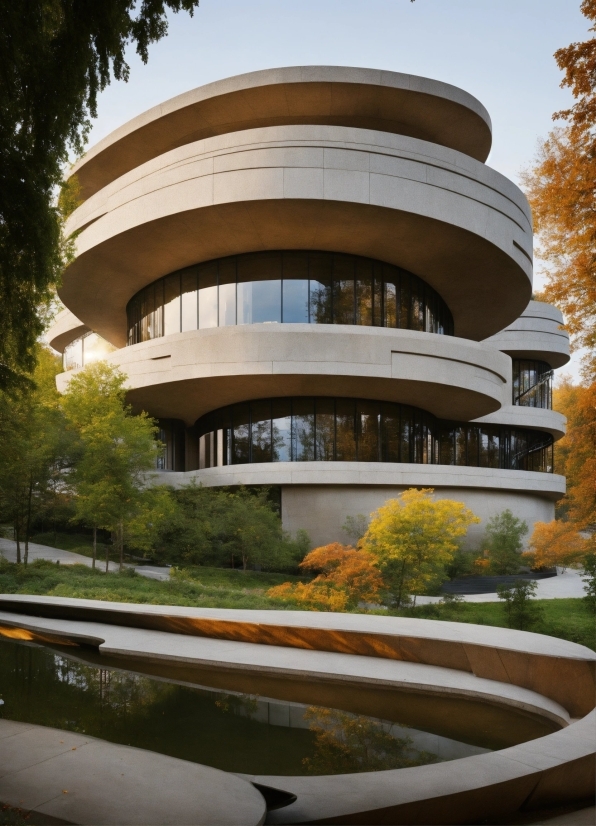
xmin=163 ymin=462 xmax=566 ymax=502
xmin=69 ymin=66 xmax=493 ymax=200
xmin=47 ymin=308 xmax=89 ymax=353
xmin=55 ymin=325 xmax=510 ymax=424
xmin=61 ymin=125 xmax=532 ymax=346
xmin=484 ymin=300 xmax=569 ymax=369
xmin=473 ymin=406 xmax=567 ymax=442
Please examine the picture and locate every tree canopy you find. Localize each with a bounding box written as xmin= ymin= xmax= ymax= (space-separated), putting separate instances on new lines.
xmin=62 ymin=361 xmax=161 ymax=569
xmin=0 ymin=0 xmax=200 ymax=391
xmin=521 ymin=0 xmax=596 ymax=380
xmin=0 ymin=345 xmax=68 ymax=562
xmin=360 ymin=489 xmax=479 ymax=606
xmin=553 ymin=379 xmax=596 ymax=530
xmin=481 ymin=509 xmax=528 ymax=575
xmin=268 ymin=543 xmax=384 ymax=611
xmin=526 ymin=520 xmax=588 ymax=571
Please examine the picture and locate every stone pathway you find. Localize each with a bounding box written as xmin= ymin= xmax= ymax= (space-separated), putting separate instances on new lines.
xmin=416 ymin=567 xmax=588 ymax=605
xmin=0 ymin=538 xmax=170 ymax=580
xmin=0 ymin=719 xmax=265 ymax=826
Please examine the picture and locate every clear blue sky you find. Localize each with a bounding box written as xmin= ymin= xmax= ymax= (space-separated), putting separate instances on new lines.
xmin=87 ymin=0 xmax=590 ymax=378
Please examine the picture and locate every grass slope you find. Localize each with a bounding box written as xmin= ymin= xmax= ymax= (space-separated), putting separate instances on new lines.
xmin=0 ymin=560 xmax=593 ymax=650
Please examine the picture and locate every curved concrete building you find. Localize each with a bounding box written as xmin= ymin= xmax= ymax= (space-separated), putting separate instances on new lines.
xmin=50 ymin=67 xmax=569 ymax=546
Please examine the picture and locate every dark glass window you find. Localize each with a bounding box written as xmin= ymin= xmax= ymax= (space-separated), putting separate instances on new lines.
xmin=250 ymin=400 xmax=272 ymax=463
xmin=127 ymin=251 xmax=454 ymax=344
xmin=156 ymin=419 xmax=185 ymax=471
xmin=315 ymin=398 xmax=335 ymax=461
xmin=181 ymin=269 xmax=197 ymax=333
xmin=513 ymin=359 xmax=553 ymax=409
xmin=198 ymin=261 xmax=218 ymax=330
xmin=292 ymin=398 xmax=315 ymax=461
xmin=357 ymin=400 xmax=379 ymax=462
xmin=335 ymin=399 xmax=357 ymax=461
xmin=164 ymin=274 xmax=181 ymax=336
xmin=195 ymin=397 xmax=554 ymax=474
xmin=282 ymin=252 xmax=309 ymax=323
xmin=272 ymin=399 xmax=292 ymax=462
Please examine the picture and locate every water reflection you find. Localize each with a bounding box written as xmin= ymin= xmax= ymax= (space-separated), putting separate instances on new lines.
xmin=0 ymin=639 xmax=484 ymax=776
xmin=302 ymin=707 xmax=436 ymax=774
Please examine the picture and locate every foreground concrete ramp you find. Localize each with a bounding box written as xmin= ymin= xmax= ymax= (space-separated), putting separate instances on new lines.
xmin=0 ymin=719 xmax=266 ymax=826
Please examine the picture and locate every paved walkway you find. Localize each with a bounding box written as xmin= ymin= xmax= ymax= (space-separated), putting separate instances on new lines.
xmin=0 ymin=719 xmax=265 ymax=825
xmin=416 ymin=567 xmax=587 ymax=605
xmin=0 ymin=538 xmax=170 ymax=580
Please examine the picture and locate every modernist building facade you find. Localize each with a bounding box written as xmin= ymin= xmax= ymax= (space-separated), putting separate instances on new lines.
xmin=48 ymin=67 xmax=569 ymax=546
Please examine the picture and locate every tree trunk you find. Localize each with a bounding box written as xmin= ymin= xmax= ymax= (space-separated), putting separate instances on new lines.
xmin=242 ymin=554 xmax=247 ymax=571
xmin=119 ymin=521 xmax=124 ymax=571
xmin=24 ymin=479 xmax=33 ymax=566
xmin=15 ymin=518 xmax=21 ymax=565
xmin=92 ymin=526 xmax=97 ymax=570
xmin=105 ymin=540 xmax=110 ymax=574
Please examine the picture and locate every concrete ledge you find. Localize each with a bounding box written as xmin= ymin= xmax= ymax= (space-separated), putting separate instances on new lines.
xmin=473 ymin=405 xmax=567 ymax=441
xmin=484 ymin=301 xmax=570 ymax=369
xmin=0 ymin=597 xmax=593 ymax=825
xmin=159 ymin=462 xmax=566 ymax=501
xmin=55 ymin=325 xmax=510 ymax=423
xmin=261 ymin=712 xmax=596 ymax=825
xmin=70 ymin=66 xmax=493 ymax=200
xmin=62 ymin=126 xmax=532 ymax=345
xmin=0 ymin=719 xmax=266 ymax=826
xmin=0 ymin=596 xmax=592 ymax=717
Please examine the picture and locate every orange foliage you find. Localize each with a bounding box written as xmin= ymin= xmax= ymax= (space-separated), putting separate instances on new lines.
xmin=553 ymin=380 xmax=596 ymax=529
xmin=521 ymin=2 xmax=596 ymax=380
xmin=267 ymin=543 xmax=383 ymax=611
xmin=525 ymin=520 xmax=588 ymax=571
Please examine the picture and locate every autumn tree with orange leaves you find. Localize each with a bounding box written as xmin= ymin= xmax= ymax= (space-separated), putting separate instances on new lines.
xmin=553 ymin=379 xmax=596 ymax=530
xmin=267 ymin=543 xmax=384 ymax=611
xmin=520 ymin=0 xmax=596 ymax=381
xmin=525 ymin=520 xmax=588 ymax=571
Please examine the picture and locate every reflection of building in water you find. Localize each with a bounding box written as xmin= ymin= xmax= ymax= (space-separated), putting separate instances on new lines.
xmin=48 ymin=67 xmax=570 ymax=546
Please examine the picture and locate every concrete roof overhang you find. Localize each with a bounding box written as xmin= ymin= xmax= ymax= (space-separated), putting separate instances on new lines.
xmin=70 ymin=66 xmax=492 ymax=200
xmin=46 ymin=308 xmax=89 ymax=353
xmin=62 ymin=200 xmax=532 ymax=346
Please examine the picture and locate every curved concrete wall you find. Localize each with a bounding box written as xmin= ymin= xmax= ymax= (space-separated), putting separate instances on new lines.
xmin=47 ymin=308 xmax=89 ymax=354
xmin=1 ymin=598 xmax=592 ymax=825
xmin=61 ymin=126 xmax=532 ymax=345
xmin=484 ymin=300 xmax=570 ymax=369
xmin=55 ymin=325 xmax=510 ymax=423
xmin=159 ymin=462 xmax=564 ymax=547
xmin=70 ymin=66 xmax=493 ymax=200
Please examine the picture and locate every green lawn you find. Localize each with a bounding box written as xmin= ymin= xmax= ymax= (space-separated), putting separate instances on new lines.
xmin=0 ymin=559 xmax=593 ymax=651
xmin=395 ymin=598 xmax=596 ymax=651
xmin=0 ymin=559 xmax=304 ymax=610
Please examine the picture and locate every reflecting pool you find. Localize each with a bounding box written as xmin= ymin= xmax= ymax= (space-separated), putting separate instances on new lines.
xmin=0 ymin=638 xmax=555 ymax=776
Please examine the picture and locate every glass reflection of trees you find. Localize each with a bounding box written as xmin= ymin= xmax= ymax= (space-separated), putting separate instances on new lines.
xmin=126 ymin=251 xmax=454 ymax=344
xmin=512 ymin=360 xmax=553 ymax=409
xmin=302 ymin=707 xmax=435 ymax=774
xmin=196 ymin=397 xmax=555 ymax=473
xmin=62 ymin=332 xmax=116 ymax=371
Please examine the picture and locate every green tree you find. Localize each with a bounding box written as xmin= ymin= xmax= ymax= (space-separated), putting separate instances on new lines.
xmin=62 ymin=362 xmax=160 ymax=570
xmin=483 ymin=510 xmax=528 ymax=575
xmin=0 ymin=0 xmax=200 ymax=390
xmin=581 ymin=552 xmax=596 ymax=614
xmin=496 ymin=579 xmax=542 ymax=631
xmin=361 ymin=489 xmax=480 ymax=607
xmin=0 ymin=346 xmax=69 ymax=562
xmin=152 ymin=483 xmax=307 ymax=571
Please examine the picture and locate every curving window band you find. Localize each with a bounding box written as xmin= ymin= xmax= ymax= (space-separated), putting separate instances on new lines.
xmin=189 ymin=397 xmax=554 ymax=474
xmin=127 ymin=251 xmax=454 ymax=344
